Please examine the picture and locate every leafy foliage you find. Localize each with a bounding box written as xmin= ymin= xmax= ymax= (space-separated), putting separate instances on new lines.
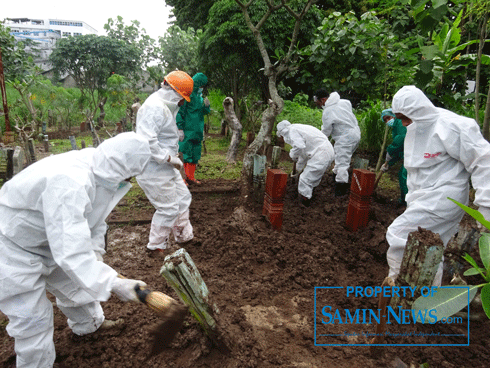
xmin=413 ymin=198 xmax=490 ymax=322
xmin=306 ymin=11 xmax=412 ymax=105
xmin=165 ymin=0 xmax=216 ymax=31
xmin=49 ymin=34 xmax=142 ymax=115
xmin=0 ymin=21 xmax=35 ymax=81
xmin=156 ymin=25 xmax=201 ymax=75
xmin=356 ymin=99 xmax=387 ymax=152
xmin=104 ymin=16 xmax=156 ymax=69
xmin=276 ymin=99 xmax=322 ymax=130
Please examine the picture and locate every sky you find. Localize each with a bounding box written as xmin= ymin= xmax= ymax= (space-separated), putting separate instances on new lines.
xmin=2 ymin=0 xmax=175 ymax=40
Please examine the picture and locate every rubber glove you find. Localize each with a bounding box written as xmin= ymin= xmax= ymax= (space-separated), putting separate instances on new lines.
xmin=296 ymin=157 xmax=306 ymax=173
xmin=204 ymin=97 xmax=210 ymax=107
xmin=111 ymin=278 xmax=147 ymax=302
xmin=178 ymin=129 xmax=185 ymax=142
xmin=168 ymin=156 xmax=183 ymax=170
xmin=385 ymin=152 xmax=392 ymax=162
xmin=380 ymin=162 xmax=389 ymax=172
xmin=477 ymin=207 xmax=490 ymax=232
xmin=94 ymin=251 xmax=104 ymax=262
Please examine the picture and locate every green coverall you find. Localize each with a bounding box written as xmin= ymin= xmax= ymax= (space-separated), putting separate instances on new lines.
xmin=386 ymin=118 xmax=408 ymax=204
xmin=177 ymin=73 xmax=211 ymax=164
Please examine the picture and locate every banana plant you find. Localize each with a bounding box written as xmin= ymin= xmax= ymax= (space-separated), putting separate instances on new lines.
xmin=412 ymin=198 xmax=490 ymax=322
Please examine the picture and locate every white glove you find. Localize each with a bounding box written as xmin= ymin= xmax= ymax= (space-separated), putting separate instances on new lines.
xmin=178 ymin=129 xmax=185 ymax=142
xmin=111 ymin=277 xmax=147 ymax=302
xmin=167 ymin=156 xmax=183 ymax=170
xmin=477 ymin=207 xmax=490 ymax=232
xmin=380 ymin=162 xmax=389 ymax=172
xmin=296 ymin=157 xmax=306 ymax=173
xmin=95 ymin=251 xmax=104 ymax=262
xmin=385 ymin=152 xmax=392 ymax=162
xmin=204 ymin=97 xmax=210 ymax=107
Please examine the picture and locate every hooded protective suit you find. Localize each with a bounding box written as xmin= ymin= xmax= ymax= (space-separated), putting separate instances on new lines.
xmin=321 ymin=92 xmax=361 ymax=183
xmin=277 ymin=120 xmax=335 ymax=199
xmin=136 ymin=86 xmax=194 ymax=250
xmin=177 ymin=73 xmax=211 ymax=164
xmin=387 ymin=86 xmax=490 ymax=286
xmin=0 ymin=132 xmax=152 ymax=368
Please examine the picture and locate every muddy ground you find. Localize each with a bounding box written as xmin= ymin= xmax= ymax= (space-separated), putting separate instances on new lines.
xmin=1 ymin=163 xmax=489 ymax=367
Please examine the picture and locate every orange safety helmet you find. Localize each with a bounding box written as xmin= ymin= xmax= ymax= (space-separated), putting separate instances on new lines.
xmin=164 ymin=71 xmax=194 ymax=102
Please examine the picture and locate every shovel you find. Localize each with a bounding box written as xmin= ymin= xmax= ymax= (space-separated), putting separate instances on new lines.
xmin=373 ymin=170 xmax=384 ymax=192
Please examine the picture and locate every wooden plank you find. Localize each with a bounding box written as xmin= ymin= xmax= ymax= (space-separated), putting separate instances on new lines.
xmin=160 ymin=248 xmax=229 ymax=351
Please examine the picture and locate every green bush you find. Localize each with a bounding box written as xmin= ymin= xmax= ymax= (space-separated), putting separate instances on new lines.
xmin=206 ymin=89 xmax=226 ymax=132
xmin=276 ymin=99 xmax=322 ymax=130
xmin=356 ymin=99 xmax=387 ymax=153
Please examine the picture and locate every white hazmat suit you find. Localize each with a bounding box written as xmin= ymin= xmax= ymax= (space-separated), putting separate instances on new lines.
xmin=0 ymin=132 xmax=151 ymax=368
xmin=277 ymin=120 xmax=335 ymax=199
xmin=321 ymin=92 xmax=361 ymax=184
xmin=387 ymin=86 xmax=490 ymax=286
xmin=136 ymin=86 xmax=194 ymax=251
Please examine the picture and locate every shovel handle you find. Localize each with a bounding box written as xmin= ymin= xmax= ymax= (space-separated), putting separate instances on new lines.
xmin=373 ymin=171 xmax=383 ymax=191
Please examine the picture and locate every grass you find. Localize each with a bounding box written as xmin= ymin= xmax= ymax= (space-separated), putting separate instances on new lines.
xmin=49 ymin=133 xmax=94 ymax=154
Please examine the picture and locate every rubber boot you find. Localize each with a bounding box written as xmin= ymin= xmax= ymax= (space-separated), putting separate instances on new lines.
xmin=334 ymin=182 xmax=350 ymax=197
xmin=183 ymin=162 xmax=191 ymax=185
xmin=187 ymin=163 xmax=201 ymax=185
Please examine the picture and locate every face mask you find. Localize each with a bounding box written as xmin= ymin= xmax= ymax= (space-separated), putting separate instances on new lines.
xmin=161 ymin=86 xmax=183 ymax=118
xmin=198 ymin=88 xmax=204 ymax=95
xmin=386 ymin=118 xmax=395 ymax=127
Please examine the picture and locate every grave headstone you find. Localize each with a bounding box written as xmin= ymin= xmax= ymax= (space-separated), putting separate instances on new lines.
xmin=69 ymin=136 xmax=78 ymax=150
xmin=12 ymin=146 xmax=25 ymax=176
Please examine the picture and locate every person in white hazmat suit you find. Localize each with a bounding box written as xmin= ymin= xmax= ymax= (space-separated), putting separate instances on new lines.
xmin=135 ymin=70 xmax=195 ymax=254
xmin=0 ymin=132 xmax=153 ymax=367
xmin=313 ymin=89 xmax=361 ymax=196
xmin=276 ymin=120 xmax=335 ymax=207
xmin=387 ymin=86 xmax=490 ymax=286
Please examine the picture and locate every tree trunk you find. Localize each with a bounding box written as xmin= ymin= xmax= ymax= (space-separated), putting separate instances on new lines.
xmin=234 ymin=0 xmax=314 ymax=203
xmin=223 ymin=97 xmax=242 ymax=163
xmin=483 ymin=81 xmax=490 ymax=140
xmin=97 ymin=97 xmax=108 ymax=127
xmin=376 ymin=54 xmax=390 ymax=172
xmin=474 ymin=14 xmax=488 ymax=125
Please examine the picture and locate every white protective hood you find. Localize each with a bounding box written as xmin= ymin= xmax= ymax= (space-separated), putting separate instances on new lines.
xmin=0 ymin=132 xmax=152 ymax=302
xmin=391 ymin=85 xmax=490 ymax=209
xmin=392 ymin=85 xmax=440 ymax=126
xmin=136 ymin=87 xmax=183 ymax=165
xmin=92 ymin=132 xmax=152 ymax=189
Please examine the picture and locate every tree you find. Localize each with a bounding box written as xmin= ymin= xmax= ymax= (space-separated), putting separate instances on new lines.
xmin=165 ymin=0 xmax=216 ymax=31
xmin=155 ymin=25 xmax=201 ymax=75
xmin=198 ymin=0 xmax=322 ymax=124
xmin=104 ymin=16 xmax=156 ymax=69
xmin=0 ymin=21 xmax=34 ymax=81
xmin=466 ymin=0 xmax=490 ymax=134
xmin=306 ymin=11 xmax=411 ymax=105
xmin=49 ymin=34 xmax=141 ymax=122
xmin=234 ymin=0 xmax=316 ymax=199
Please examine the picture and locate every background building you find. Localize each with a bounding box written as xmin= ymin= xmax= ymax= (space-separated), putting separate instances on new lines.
xmin=6 ymin=18 xmax=97 ymax=73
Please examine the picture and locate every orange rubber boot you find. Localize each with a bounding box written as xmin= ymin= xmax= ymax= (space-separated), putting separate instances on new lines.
xmin=187 ymin=163 xmax=201 ymax=185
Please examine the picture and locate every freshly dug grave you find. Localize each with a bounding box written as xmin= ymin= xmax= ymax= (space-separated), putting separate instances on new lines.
xmin=1 ymin=172 xmax=489 ymax=368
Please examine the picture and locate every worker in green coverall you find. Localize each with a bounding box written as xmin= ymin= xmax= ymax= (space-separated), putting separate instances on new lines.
xmin=177 ymin=73 xmax=211 ymax=185
xmin=380 ymin=108 xmax=408 ymax=206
